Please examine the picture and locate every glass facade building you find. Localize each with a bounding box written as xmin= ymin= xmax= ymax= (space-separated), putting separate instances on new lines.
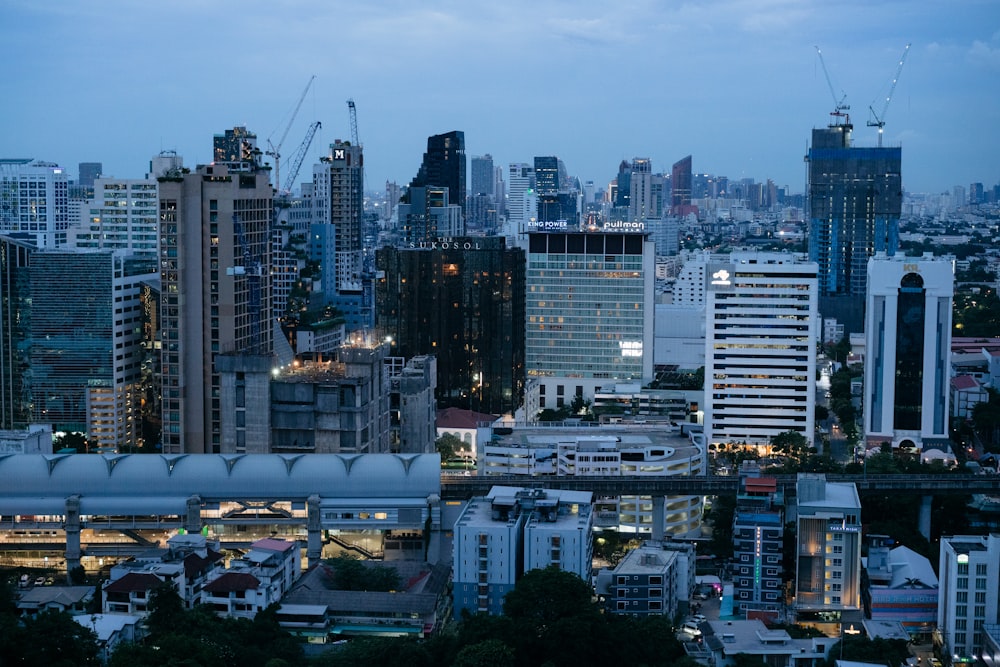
xmin=0 ymin=234 xmax=35 ymax=429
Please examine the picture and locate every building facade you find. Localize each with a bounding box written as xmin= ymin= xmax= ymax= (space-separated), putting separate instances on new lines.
xmin=70 ymin=178 xmax=159 ymax=255
xmin=525 ymin=231 xmax=655 ymax=406
xmin=703 ymin=252 xmax=818 ymax=450
xmin=732 ymin=466 xmax=784 ymax=618
xmin=406 ymin=131 xmax=466 ymax=220
xmin=0 ymin=159 xmax=70 ymax=248
xmin=375 ymin=236 xmax=525 ymax=415
xmin=938 ymin=534 xmax=1000 ymax=661
xmin=0 ymin=234 xmax=35 ymax=429
xmin=157 ymin=161 xmax=273 ymax=453
xmin=312 ymin=139 xmax=364 ymax=298
xmin=863 ymin=253 xmax=953 ymax=451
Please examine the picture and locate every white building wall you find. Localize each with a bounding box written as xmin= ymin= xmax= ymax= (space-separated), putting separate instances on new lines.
xmin=938 ymin=534 xmax=1000 ymax=660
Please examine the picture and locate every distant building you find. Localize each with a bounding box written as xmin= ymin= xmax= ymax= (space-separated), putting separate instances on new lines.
xmin=794 ymin=474 xmax=862 ymax=616
xmin=684 ymin=619 xmax=831 ymax=667
xmin=69 ymin=177 xmax=159 ymax=255
xmin=506 ymin=163 xmax=535 ymax=232
xmin=937 ymin=533 xmax=1000 ymax=661
xmin=0 ymin=234 xmax=37 ymax=429
xmin=863 ymin=253 xmax=953 ymax=451
xmin=391 ymin=355 xmax=437 ymax=454
xmin=470 ymin=154 xmax=495 ymax=198
xmin=0 ymin=159 xmax=70 ymax=248
xmin=671 ymin=155 xmax=694 ymax=216
xmin=406 ymin=131 xmax=466 ymax=220
xmin=452 ymin=486 xmax=593 ymax=617
xmin=597 ymin=540 xmax=695 ymax=617
xmin=78 ymin=162 xmax=103 ymax=189
xmin=312 ymin=139 xmax=365 ymax=303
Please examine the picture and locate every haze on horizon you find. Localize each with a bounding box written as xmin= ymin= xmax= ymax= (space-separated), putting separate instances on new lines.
xmin=3 ymin=0 xmax=998 ymax=195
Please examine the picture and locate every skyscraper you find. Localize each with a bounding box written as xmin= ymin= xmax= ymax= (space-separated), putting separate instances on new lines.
xmin=0 ymin=234 xmax=35 ymax=429
xmin=703 ymin=252 xmax=818 ymax=451
xmin=863 ymin=253 xmax=952 ymax=451
xmin=407 ymin=131 xmax=466 ymax=218
xmin=671 ymin=155 xmax=693 ymax=215
xmin=312 ymin=139 xmax=364 ymax=296
xmin=78 ymin=162 xmax=103 ymax=189
xmin=213 ymin=126 xmax=260 ymax=171
xmin=70 ymin=177 xmax=159 ymax=255
xmin=157 ymin=159 xmax=273 ymax=454
xmin=0 ymin=159 xmax=70 ymax=248
xmin=807 ymin=122 xmax=902 ymax=329
xmin=525 ymin=231 xmax=655 ymax=405
xmin=506 ymin=163 xmax=534 ymax=230
xmin=533 ymin=156 xmax=559 ymax=196
xmin=470 ymin=154 xmax=495 ymax=197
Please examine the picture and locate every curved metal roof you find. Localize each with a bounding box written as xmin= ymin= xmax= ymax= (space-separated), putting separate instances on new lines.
xmin=0 ymin=453 xmax=441 ymax=514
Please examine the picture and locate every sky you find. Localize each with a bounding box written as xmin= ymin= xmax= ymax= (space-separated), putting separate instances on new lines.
xmin=3 ymin=0 xmax=999 ymax=195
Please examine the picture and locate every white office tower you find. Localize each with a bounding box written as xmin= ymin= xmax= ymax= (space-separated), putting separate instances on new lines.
xmin=69 ymin=178 xmax=159 ymax=255
xmin=526 ymin=231 xmax=655 ymax=406
xmin=507 ymin=163 xmax=534 ymax=231
xmin=794 ymin=474 xmax=862 ymax=614
xmin=703 ymin=252 xmax=818 ymax=451
xmin=863 ymin=253 xmax=953 ymax=451
xmin=0 ymin=159 xmax=69 ymax=247
xmin=938 ymin=534 xmax=1000 ymax=661
xmin=452 ymin=486 xmax=593 ymax=617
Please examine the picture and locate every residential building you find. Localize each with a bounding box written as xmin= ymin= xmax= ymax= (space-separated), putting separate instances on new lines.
xmin=73 ymin=613 xmax=145 ymax=665
xmin=312 ymin=139 xmax=364 ymax=299
xmin=863 ymin=253 xmax=953 ymax=451
xmin=806 ymin=122 xmax=902 ymax=332
xmin=157 ymin=158 xmax=273 ymax=454
xmin=69 ymin=178 xmax=159 ymax=255
xmin=452 ymin=486 xmax=593 ymax=617
xmin=470 ymin=154 xmax=495 ymax=198
xmin=206 ymin=538 xmax=300 ymax=619
xmin=683 ymin=619 xmax=832 ymax=667
xmin=794 ymin=474 xmax=863 ymax=617
xmin=525 ymin=231 xmax=655 ymax=405
xmin=29 ymin=251 xmax=157 ymax=450
xmin=0 ymin=159 xmax=70 ymax=248
xmin=78 ymin=162 xmax=103 ymax=190
xmin=376 ymin=236 xmax=525 ymax=414
xmin=703 ymin=252 xmax=818 ymax=451
xmin=596 ymin=539 xmax=695 ymax=617
xmin=212 ymin=126 xmax=260 ymax=171
xmin=406 ymin=130 xmax=466 ymax=219
xmin=732 ymin=464 xmax=784 ymax=618
xmin=396 ymin=185 xmax=463 ymax=245
xmin=478 ymin=422 xmax=706 ymax=537
xmin=937 ymin=534 xmax=1000 ymax=661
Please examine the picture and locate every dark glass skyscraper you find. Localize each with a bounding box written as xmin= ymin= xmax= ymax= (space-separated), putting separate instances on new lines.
xmin=0 ymin=234 xmax=34 ymax=429
xmin=533 ymin=156 xmax=559 ymax=196
xmin=375 ymin=236 xmax=525 ymax=415
xmin=407 ymin=131 xmax=466 ymax=218
xmin=807 ymin=123 xmax=902 ymax=299
xmin=670 ymin=155 xmax=692 ymax=213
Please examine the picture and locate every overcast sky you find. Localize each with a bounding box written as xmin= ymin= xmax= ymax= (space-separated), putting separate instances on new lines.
xmin=4 ymin=0 xmax=998 ymax=195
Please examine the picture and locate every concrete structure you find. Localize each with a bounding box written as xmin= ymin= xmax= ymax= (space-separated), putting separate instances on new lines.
xmin=157 ymin=159 xmax=273 ymax=453
xmin=29 ymin=251 xmax=157 ymax=450
xmin=452 ymin=485 xmax=593 ymax=617
xmin=205 ymin=538 xmax=300 ymax=618
xmin=477 ymin=422 xmax=706 ymax=537
xmin=596 ymin=539 xmax=695 ymax=617
xmin=0 ymin=159 xmax=70 ymax=248
xmin=436 ymin=406 xmax=496 ymax=459
xmin=794 ymin=474 xmax=862 ymax=616
xmin=863 ymin=253 xmax=953 ymax=451
xmin=312 ymin=139 xmax=364 ymax=301
xmin=683 ymin=618 xmax=832 ymax=667
xmin=69 ymin=178 xmax=158 ymax=255
xmin=937 ymin=534 xmax=1000 ymax=661
xmin=703 ymin=252 xmax=818 ymax=451
xmin=391 ymin=355 xmax=438 ymax=454
xmin=865 ymin=535 xmax=938 ymax=634
xmin=0 ymin=425 xmax=53 ymax=454
xmin=525 ymin=231 xmax=655 ymax=406
xmin=506 ymin=162 xmax=535 ymax=233
xmin=732 ymin=465 xmax=784 ymax=618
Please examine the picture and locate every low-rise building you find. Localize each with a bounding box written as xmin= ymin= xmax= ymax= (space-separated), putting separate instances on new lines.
xmin=596 ymin=539 xmax=695 ymax=617
xmin=685 ymin=619 xmax=832 ymax=667
xmin=865 ymin=535 xmax=938 ymax=634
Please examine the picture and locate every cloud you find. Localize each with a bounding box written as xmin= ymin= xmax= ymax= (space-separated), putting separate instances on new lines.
xmin=968 ymin=35 xmax=1000 ymax=71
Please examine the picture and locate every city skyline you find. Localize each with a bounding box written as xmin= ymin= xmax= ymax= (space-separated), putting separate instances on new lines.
xmin=3 ymin=0 xmax=998 ymax=195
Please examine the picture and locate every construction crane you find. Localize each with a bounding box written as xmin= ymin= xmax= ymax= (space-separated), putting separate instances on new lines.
xmin=815 ymin=46 xmax=851 ymax=126
xmin=266 ymin=75 xmax=315 ymax=192
xmin=226 ymin=214 xmax=262 ymax=354
xmin=347 ymin=99 xmax=359 ymax=146
xmin=280 ymin=121 xmax=322 ymax=195
xmin=867 ymin=43 xmax=911 ymax=147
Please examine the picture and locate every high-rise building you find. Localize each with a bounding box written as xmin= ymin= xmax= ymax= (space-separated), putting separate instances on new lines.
xmin=376 ymin=236 xmax=525 ymax=414
xmin=863 ymin=253 xmax=953 ymax=451
xmin=506 ymin=163 xmax=535 ymax=231
xmin=213 ymin=126 xmax=260 ymax=171
xmin=69 ymin=178 xmax=159 ymax=255
xmin=671 ymin=155 xmax=693 ymax=215
xmin=0 ymin=234 xmax=36 ymax=429
xmin=806 ymin=122 xmax=902 ymax=329
xmin=732 ymin=463 xmax=783 ymax=618
xmin=29 ymin=250 xmax=157 ymax=451
xmin=78 ymin=162 xmax=103 ymax=189
xmin=452 ymin=486 xmax=593 ymax=617
xmin=407 ymin=131 xmax=466 ymax=219
xmin=794 ymin=473 xmax=862 ymax=616
xmin=703 ymin=252 xmax=818 ymax=450
xmin=628 ymin=158 xmax=664 ymax=222
xmin=397 ymin=185 xmax=463 ymax=246
xmin=525 ymin=231 xmax=655 ymax=403
xmin=533 ymin=156 xmax=559 ymax=196
xmin=0 ymin=159 xmax=70 ymax=248
xmin=157 ymin=160 xmax=273 ymax=454
xmin=937 ymin=534 xmax=1000 ymax=661
xmin=470 ymin=154 xmax=495 ymax=197
xmin=312 ymin=139 xmax=364 ymax=296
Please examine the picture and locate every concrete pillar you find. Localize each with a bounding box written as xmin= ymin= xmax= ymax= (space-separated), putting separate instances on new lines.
xmin=652 ymin=495 xmax=666 ymax=542
xmin=425 ymin=494 xmax=442 ymax=563
xmin=918 ymin=495 xmax=933 ymax=540
xmin=307 ymin=494 xmax=322 ymax=568
xmin=184 ymin=495 xmax=202 ymax=535
xmin=64 ymin=495 xmax=82 ymax=577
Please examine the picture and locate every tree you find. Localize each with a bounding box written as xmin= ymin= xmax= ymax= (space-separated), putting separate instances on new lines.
xmin=324 ymin=556 xmax=400 ymax=592
xmin=22 ymin=609 xmax=101 ymax=667
xmin=770 ymin=431 xmax=811 ymax=462
xmin=436 ymin=433 xmax=465 ymax=461
xmin=452 ymin=639 xmax=515 ymax=667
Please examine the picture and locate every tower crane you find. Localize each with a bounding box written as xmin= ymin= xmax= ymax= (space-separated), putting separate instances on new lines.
xmin=867 ymin=43 xmax=911 ymax=147
xmin=266 ymin=75 xmax=315 ymax=192
xmin=280 ymin=121 xmax=322 ymax=195
xmin=226 ymin=214 xmax=262 ymax=354
xmin=815 ymin=46 xmax=851 ymax=126
xmin=347 ymin=99 xmax=359 ymax=146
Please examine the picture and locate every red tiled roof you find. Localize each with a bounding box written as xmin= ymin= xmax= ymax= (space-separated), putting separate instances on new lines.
xmin=744 ymin=478 xmax=777 ymax=493
xmin=251 ymin=538 xmax=295 ymax=552
xmin=183 ymin=550 xmax=223 ymax=578
xmin=104 ymin=572 xmax=163 ymax=594
xmin=203 ymin=572 xmax=260 ymax=593
xmin=436 ymin=406 xmax=498 ymax=429
xmin=951 ymin=375 xmax=981 ymax=391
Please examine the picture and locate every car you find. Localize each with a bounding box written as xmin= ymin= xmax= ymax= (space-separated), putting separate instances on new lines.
xmin=693 ymin=591 xmax=709 ymax=600
xmin=18 ymin=574 xmax=29 ymax=588
xmin=691 ymin=614 xmax=707 ymax=624
xmin=34 ymin=576 xmax=45 ymax=587
xmin=680 ymin=622 xmax=702 ymax=636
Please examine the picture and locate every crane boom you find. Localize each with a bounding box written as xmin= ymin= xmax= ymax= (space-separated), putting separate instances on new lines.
xmin=867 ymin=43 xmax=911 ymax=147
xmin=281 ymin=121 xmax=322 ymax=195
xmin=815 ymin=46 xmax=850 ymax=125
xmin=266 ymin=75 xmax=316 ymax=191
xmin=347 ymin=99 xmax=359 ymax=146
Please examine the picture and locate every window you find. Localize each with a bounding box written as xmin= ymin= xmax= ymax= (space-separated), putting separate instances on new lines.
xmin=976 ymin=563 xmax=987 ymax=576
